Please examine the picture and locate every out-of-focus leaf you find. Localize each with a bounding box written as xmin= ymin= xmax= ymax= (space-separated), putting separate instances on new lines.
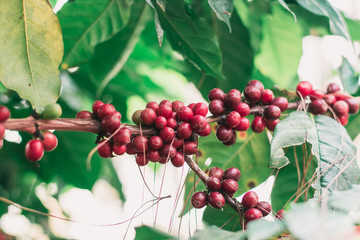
xmin=146 ymin=0 xmax=165 ymax=46
xmin=152 ymin=0 xmax=225 ymax=80
xmin=58 ymin=0 xmax=133 ymax=67
xmin=276 ymin=0 xmax=297 ymax=21
xmin=346 ymin=114 xmax=360 ymax=139
xmin=135 ymin=225 xmax=174 ymax=239
xmin=192 ymin=225 xmax=245 ymax=239
xmin=246 ymin=219 xmax=286 ymax=240
xmin=0 ymin=0 xmax=63 ymax=112
xmin=255 ymin=5 xmax=303 ymax=88
xmin=329 ymin=184 xmax=360 ymax=222
xmin=346 ymin=18 xmax=360 ymax=41
xmin=338 ymin=57 xmax=360 ymax=95
xmin=297 ymin=0 xmax=350 ymax=39
xmin=203 ymin=205 xmax=242 ymax=232
xmin=208 ymin=0 xmax=233 ymax=32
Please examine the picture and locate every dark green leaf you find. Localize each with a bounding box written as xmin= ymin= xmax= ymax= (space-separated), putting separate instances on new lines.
xmin=276 ymin=0 xmax=297 ymax=21
xmin=192 ymin=225 xmax=245 ymax=239
xmin=146 ymin=0 xmax=165 ymax=46
xmin=135 ymin=225 xmax=174 ymax=239
xmin=208 ymin=0 xmax=233 ymax=32
xmin=338 ymin=57 xmax=359 ymax=95
xmin=246 ymin=219 xmax=286 ymax=240
xmin=203 ymin=205 xmax=242 ymax=232
xmin=0 ymin=0 xmax=63 ymax=111
xmin=58 ymin=0 xmax=133 ymax=67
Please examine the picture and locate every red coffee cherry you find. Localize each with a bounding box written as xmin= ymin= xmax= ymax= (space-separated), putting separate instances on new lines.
xmin=251 ymin=116 xmax=265 ymax=133
xmin=97 ymin=103 xmax=115 ymax=119
xmin=192 ymin=103 xmax=208 ymax=117
xmin=346 ymin=98 xmax=359 ymax=114
xmin=216 ymin=125 xmax=233 ymax=142
xmin=208 ymin=88 xmax=226 ymax=101
xmin=209 ymin=100 xmax=226 ymax=116
xmin=92 ymin=100 xmax=104 ymax=114
xmin=173 ymin=137 xmax=183 ymax=149
xmin=221 ymin=179 xmax=238 ymax=194
xmin=226 ymin=111 xmax=241 ymax=128
xmin=25 ymin=139 xmax=44 ymax=161
xmin=0 ymin=106 xmax=10 ymax=122
xmin=207 ymin=191 xmax=225 ymax=209
xmin=234 ymin=117 xmax=250 ymax=131
xmin=309 ymin=89 xmax=325 ymax=100
xmin=146 ymin=102 xmax=159 ymax=111
xmin=310 ymin=99 xmax=328 ymax=115
xmin=149 ymin=136 xmax=163 ymax=150
xmin=271 ymin=97 xmax=288 ymax=112
xmin=338 ymin=115 xmax=349 ymax=126
xmin=235 ymin=103 xmax=250 ymax=117
xmin=261 ymin=89 xmax=274 ymax=104
xmin=101 ymin=115 xmax=121 ymax=133
xmin=177 ymin=106 xmax=194 ymax=122
xmin=264 ymin=105 xmax=281 ymax=121
xmin=140 ymin=108 xmax=157 ymax=125
xmin=136 ymin=153 xmax=149 ymax=166
xmin=159 ymin=143 xmax=177 ymax=158
xmin=188 ymin=103 xmax=196 ymax=110
xmin=41 ymin=131 xmax=58 ymax=152
xmin=97 ymin=140 xmax=113 ymax=158
xmin=276 ymin=209 xmax=285 ymax=220
xmin=197 ymin=123 xmax=211 ymax=137
xmin=113 ymin=111 xmax=121 ymax=119
xmin=244 ymin=85 xmax=261 ymax=103
xmin=224 ymin=89 xmax=241 ymax=109
xmin=167 ymin=118 xmax=178 ymax=129
xmin=156 ymin=105 xmax=173 ymax=118
xmin=242 ymin=191 xmax=258 ymax=209
xmin=209 ymin=167 xmax=224 ymax=180
xmin=247 ymin=80 xmax=264 ymax=91
xmin=183 ymin=141 xmax=198 ymax=155
xmin=172 ymin=101 xmax=184 ymax=113
xmin=223 ymin=167 xmax=241 ymax=182
xmin=76 ymin=110 xmax=93 ymax=119
xmin=222 ymin=132 xmax=237 ymax=146
xmin=334 ymin=91 xmax=352 ymax=101
xmin=176 ymin=122 xmax=193 ymax=139
xmin=206 ymin=176 xmax=222 ymax=191
xmin=333 ymin=100 xmax=349 ymax=116
xmin=0 ymin=123 xmax=5 ymax=139
xmin=133 ymin=136 xmax=149 ymax=152
xmin=264 ymin=119 xmax=280 ymax=132
xmin=146 ymin=149 xmax=161 ymax=162
xmin=171 ymin=151 xmax=185 ymax=167
xmin=113 ymin=128 xmax=131 ymax=145
xmin=256 ymin=201 xmax=272 ymax=217
xmin=244 ymin=208 xmax=263 ymax=222
xmin=159 ymin=156 xmax=170 ymax=164
xmin=125 ymin=143 xmax=138 ymax=155
xmin=113 ymin=144 xmax=126 ymax=155
xmin=154 ymin=116 xmax=167 ymax=129
xmin=191 ymin=115 xmax=208 ymax=132
xmin=191 ymin=191 xmax=208 ymax=209
xmin=296 ymin=81 xmax=313 ymax=97
xmin=324 ymin=94 xmax=336 ymax=105
xmin=159 ymin=100 xmax=172 ymax=107
xmin=327 ymin=83 xmax=341 ymax=93
xmin=159 ymin=127 xmax=175 ymax=143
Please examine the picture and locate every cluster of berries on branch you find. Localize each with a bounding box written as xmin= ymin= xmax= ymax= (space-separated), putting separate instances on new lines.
xmin=241 ymin=191 xmax=272 ymax=227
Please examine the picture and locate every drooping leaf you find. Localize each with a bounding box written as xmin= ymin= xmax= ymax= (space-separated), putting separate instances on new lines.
xmin=246 ymin=219 xmax=286 ymax=240
xmin=145 ymin=0 xmax=165 ymax=46
xmin=152 ymin=0 xmax=225 ymax=80
xmin=208 ymin=0 xmax=234 ymax=32
xmin=203 ymin=206 xmax=242 ymax=232
xmin=58 ymin=0 xmax=133 ymax=68
xmin=255 ymin=5 xmax=303 ymax=88
xmin=135 ymin=225 xmax=174 ymax=240
xmin=192 ymin=225 xmax=245 ymax=239
xmin=0 ymin=0 xmax=63 ymax=112
xmin=296 ymin=0 xmax=350 ymax=39
xmin=276 ymin=0 xmax=297 ymax=21
xmin=338 ymin=57 xmax=359 ymax=95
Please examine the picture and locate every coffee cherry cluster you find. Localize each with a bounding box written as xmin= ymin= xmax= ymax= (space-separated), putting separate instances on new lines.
xmin=297 ymin=81 xmax=359 ymax=125
xmin=0 ymin=106 xmax=10 ymax=150
xmin=191 ymin=167 xmax=241 ymax=209
xmin=128 ymin=100 xmax=211 ymax=167
xmin=25 ymin=131 xmax=58 ymax=161
xmin=241 ymin=191 xmax=272 ymax=228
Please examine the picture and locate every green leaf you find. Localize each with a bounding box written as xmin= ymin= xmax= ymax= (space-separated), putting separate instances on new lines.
xmin=329 ymin=184 xmax=360 ymax=220
xmin=255 ymin=5 xmax=303 ymax=88
xmin=58 ymin=0 xmax=133 ymax=68
xmin=192 ymin=225 xmax=245 ymax=239
xmin=246 ymin=219 xmax=286 ymax=240
xmin=296 ymin=0 xmax=350 ymax=39
xmin=152 ymin=0 xmax=225 ymax=80
xmin=135 ymin=225 xmax=174 ymax=240
xmin=0 ymin=0 xmax=63 ymax=112
xmin=346 ymin=18 xmax=360 ymax=41
xmin=208 ymin=0 xmax=233 ymax=32
xmin=276 ymin=0 xmax=297 ymax=21
xmin=338 ymin=57 xmax=359 ymax=95
xmin=346 ymin=114 xmax=360 ymax=139
xmin=203 ymin=206 xmax=242 ymax=232
xmin=145 ymin=0 xmax=165 ymax=46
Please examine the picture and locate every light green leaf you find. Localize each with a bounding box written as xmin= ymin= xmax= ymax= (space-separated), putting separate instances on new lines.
xmin=208 ymin=0 xmax=234 ymax=32
xmin=338 ymin=57 xmax=359 ymax=95
xmin=135 ymin=225 xmax=175 ymax=240
xmin=329 ymin=184 xmax=360 ymax=221
xmin=297 ymin=0 xmax=350 ymax=39
xmin=145 ymin=0 xmax=165 ymax=46
xmin=0 ymin=0 xmax=63 ymax=112
xmin=192 ymin=225 xmax=245 ymax=239
xmin=203 ymin=205 xmax=242 ymax=232
xmin=276 ymin=0 xmax=297 ymax=21
xmin=246 ymin=219 xmax=286 ymax=240
xmin=346 ymin=18 xmax=360 ymax=41
xmin=58 ymin=0 xmax=133 ymax=68
xmin=152 ymin=0 xmax=225 ymax=80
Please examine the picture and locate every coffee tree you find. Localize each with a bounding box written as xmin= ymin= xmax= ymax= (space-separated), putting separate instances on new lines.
xmin=1 ymin=0 xmax=360 ymax=239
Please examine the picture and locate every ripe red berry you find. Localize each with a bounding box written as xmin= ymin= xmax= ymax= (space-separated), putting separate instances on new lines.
xmin=263 ymin=105 xmax=281 ymax=121
xmin=310 ymin=99 xmax=328 ymax=115
xmin=207 ymin=191 xmax=225 ymax=209
xmin=154 ymin=116 xmax=167 ymax=129
xmin=324 ymin=94 xmax=336 ymax=105
xmin=113 ymin=144 xmax=126 ymax=155
xmin=309 ymin=89 xmax=325 ymax=100
xmin=146 ymin=149 xmax=161 ymax=162
xmin=97 ymin=140 xmax=113 ymax=158
xmin=172 ymin=101 xmax=184 ymax=113
xmin=209 ymin=167 xmax=224 ymax=180
xmin=101 ymin=115 xmax=121 ymax=133
xmin=97 ymin=103 xmax=115 ymax=119
xmin=125 ymin=143 xmax=138 ymax=155
xmin=264 ymin=119 xmax=280 ymax=131
xmin=25 ymin=139 xmax=44 ymax=161
xmin=149 ymin=136 xmax=163 ymax=150
xmin=76 ymin=110 xmax=93 ymax=119
xmin=242 ymin=191 xmax=258 ymax=209
xmin=166 ymin=118 xmax=178 ymax=129
xmin=338 ymin=115 xmax=349 ymax=126
xmin=234 ymin=117 xmax=250 ymax=131
xmin=223 ymin=167 xmax=241 ymax=182
xmin=216 ymin=125 xmax=233 ymax=142
xmin=244 ymin=85 xmax=261 ymax=103
xmin=0 ymin=106 xmax=10 ymax=122
xmin=159 ymin=100 xmax=172 ymax=107
xmin=327 ymin=83 xmax=340 ymax=93
xmin=271 ymin=97 xmax=288 ymax=112
xmin=176 ymin=122 xmax=193 ymax=139
xmin=113 ymin=111 xmax=121 ymax=119
xmin=171 ymin=151 xmax=185 ymax=167
xmin=244 ymin=208 xmax=263 ymax=222
xmin=159 ymin=127 xmax=175 ymax=143
xmin=276 ymin=209 xmax=285 ymax=219
xmin=159 ymin=156 xmax=170 ymax=164
xmin=191 ymin=191 xmax=208 ymax=209
xmin=0 ymin=123 xmax=5 ymax=139
xmin=191 ymin=115 xmax=208 ymax=132
xmin=172 ymin=137 xmax=183 ymax=149
xmin=261 ymin=89 xmax=274 ymax=104
xmin=136 ymin=153 xmax=149 ymax=166
xmin=345 ymin=98 xmax=359 ymax=114
xmin=296 ymin=81 xmax=313 ymax=97
xmin=197 ymin=123 xmax=211 ymax=136
xmin=192 ymin=103 xmax=208 ymax=117
xmin=140 ymin=108 xmax=157 ymax=125
xmin=177 ymin=106 xmax=194 ymax=122
xmin=113 ymin=128 xmax=131 ymax=145
xmin=208 ymin=88 xmax=226 ymax=101
xmin=235 ymin=103 xmax=250 ymax=117
xmin=256 ymin=201 xmax=272 ymax=217
xmin=222 ymin=178 xmax=238 ymax=194
xmin=183 ymin=141 xmax=198 ymax=155
xmin=206 ymin=176 xmax=222 ymax=191
xmin=133 ymin=136 xmax=149 ymax=152
xmin=222 ymin=132 xmax=237 ymax=146
xmin=188 ymin=103 xmax=196 ymax=110
xmin=159 ymin=143 xmax=176 ymax=158
xmin=146 ymin=102 xmax=159 ymax=111
xmin=225 ymin=89 xmax=241 ymax=109
xmin=251 ymin=116 xmax=265 ymax=133
xmin=41 ymin=131 xmax=58 ymax=151
xmin=226 ymin=111 xmax=241 ymax=128
xmin=333 ymin=100 xmax=349 ymax=116
xmin=92 ymin=100 xmax=104 ymax=114
xmin=209 ymin=100 xmax=226 ymax=116
xmin=247 ymin=80 xmax=264 ymax=91
xmin=156 ymin=105 xmax=173 ymax=118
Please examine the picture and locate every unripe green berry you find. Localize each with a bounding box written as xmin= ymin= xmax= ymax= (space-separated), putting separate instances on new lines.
xmin=42 ymin=103 xmax=62 ymax=120
xmin=132 ymin=110 xmax=142 ymax=125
